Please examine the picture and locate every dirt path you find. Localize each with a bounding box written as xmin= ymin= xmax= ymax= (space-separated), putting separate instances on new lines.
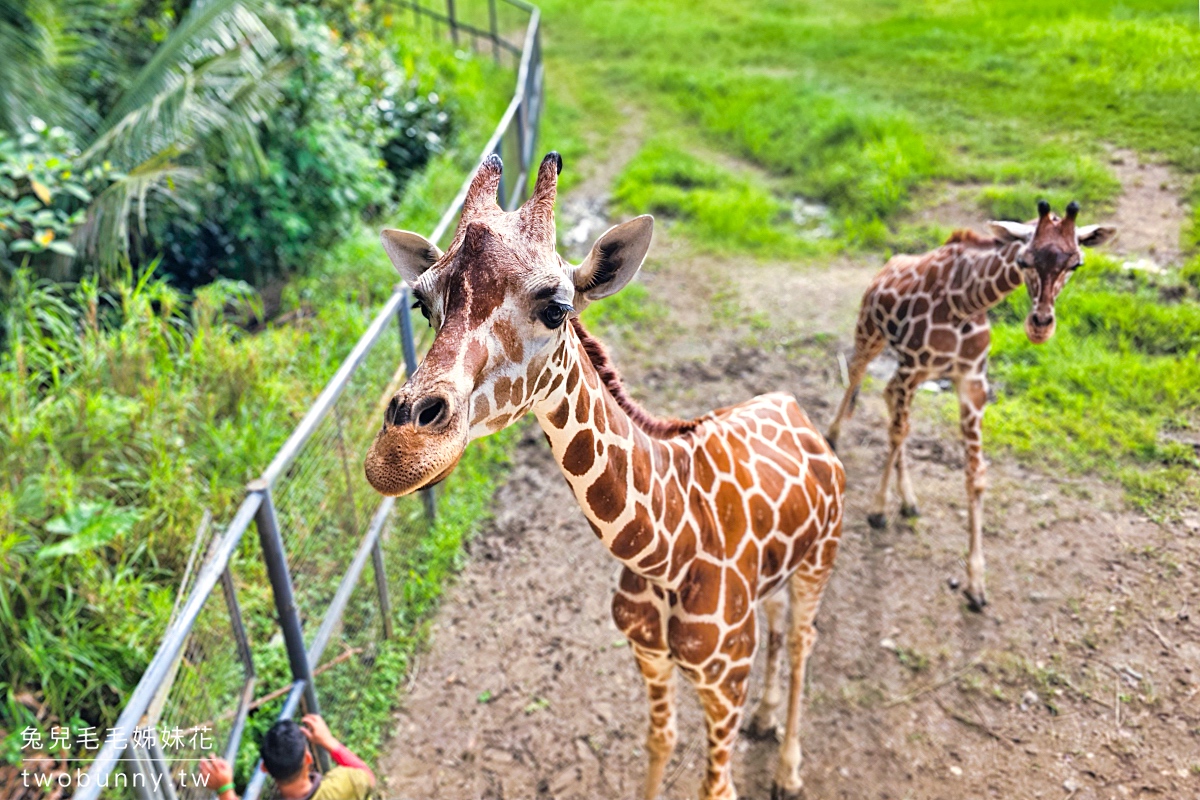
xmin=379 ymin=144 xmax=1200 ymax=799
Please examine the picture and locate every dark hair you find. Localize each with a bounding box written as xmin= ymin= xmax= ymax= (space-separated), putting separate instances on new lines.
xmin=261 ymin=720 xmax=308 ymax=781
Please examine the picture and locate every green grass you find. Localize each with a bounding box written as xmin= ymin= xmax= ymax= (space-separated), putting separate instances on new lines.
xmin=540 ymin=0 xmax=1198 ymax=242
xmin=612 ymin=138 xmax=825 ymax=257
xmin=987 ymin=256 xmax=1200 ymax=513
xmin=536 ymin=0 xmax=1200 ymax=512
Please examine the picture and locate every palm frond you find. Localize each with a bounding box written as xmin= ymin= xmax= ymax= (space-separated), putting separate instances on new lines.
xmin=94 ymin=0 xmax=276 ymax=141
xmin=73 ymin=1 xmax=289 ymax=268
xmin=0 ymin=0 xmax=97 ymax=133
xmin=74 ymin=155 xmax=201 ymax=272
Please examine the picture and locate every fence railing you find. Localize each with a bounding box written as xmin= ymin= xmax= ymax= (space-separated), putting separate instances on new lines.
xmin=397 ymin=0 xmax=530 ymax=67
xmin=71 ymin=3 xmax=542 ymax=798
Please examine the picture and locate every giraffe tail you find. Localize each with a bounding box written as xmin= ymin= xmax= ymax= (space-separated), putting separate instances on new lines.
xmin=825 ymin=367 xmax=863 ymax=452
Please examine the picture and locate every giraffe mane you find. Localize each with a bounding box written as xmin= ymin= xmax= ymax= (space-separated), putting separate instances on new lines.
xmin=944 ymin=229 xmax=998 ymax=248
xmin=570 ymin=317 xmax=699 ymax=439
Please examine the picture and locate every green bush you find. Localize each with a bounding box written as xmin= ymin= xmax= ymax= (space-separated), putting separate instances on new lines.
xmin=0 ymin=123 xmax=108 ymax=281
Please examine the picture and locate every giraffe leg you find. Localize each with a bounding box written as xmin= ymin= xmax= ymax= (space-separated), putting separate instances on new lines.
xmin=896 ymin=437 xmax=920 ymax=519
xmin=743 ymin=589 xmax=788 ymax=740
xmin=772 ymin=544 xmax=837 ymax=799
xmin=632 ymin=645 xmax=678 ymax=800
xmin=826 ymin=325 xmax=884 ymax=451
xmin=695 ymin=665 xmax=751 ymax=800
xmin=957 ymin=374 xmax=989 ymax=611
xmin=868 ymin=369 xmax=914 ymax=529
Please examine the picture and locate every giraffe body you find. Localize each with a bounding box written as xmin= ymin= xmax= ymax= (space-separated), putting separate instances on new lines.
xmin=826 ymin=203 xmax=1115 ymax=609
xmin=365 ymin=153 xmax=845 ymax=799
xmin=537 ymin=330 xmax=844 ymax=800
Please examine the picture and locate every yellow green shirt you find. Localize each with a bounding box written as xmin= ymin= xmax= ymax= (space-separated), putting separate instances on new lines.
xmin=309 ymin=767 xmax=373 ymax=800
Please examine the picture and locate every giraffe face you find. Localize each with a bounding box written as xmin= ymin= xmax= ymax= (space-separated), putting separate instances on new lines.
xmin=989 ymin=201 xmax=1116 ymax=345
xmin=364 ymin=153 xmax=654 ymax=497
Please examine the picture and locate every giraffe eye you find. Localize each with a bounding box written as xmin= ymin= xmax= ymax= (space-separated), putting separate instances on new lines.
xmin=540 ymin=303 xmax=572 ymax=329
xmin=412 ymin=299 xmax=431 ymax=326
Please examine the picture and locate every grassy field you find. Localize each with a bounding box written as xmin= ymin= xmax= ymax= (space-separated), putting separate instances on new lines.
xmin=538 ymin=0 xmax=1200 ymax=512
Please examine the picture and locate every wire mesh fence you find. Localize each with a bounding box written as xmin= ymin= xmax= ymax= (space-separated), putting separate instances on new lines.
xmin=64 ymin=3 xmax=544 ymax=798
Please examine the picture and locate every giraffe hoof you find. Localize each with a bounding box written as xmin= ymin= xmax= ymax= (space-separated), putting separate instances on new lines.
xmin=964 ymin=589 xmax=988 ymax=612
xmin=899 ymin=503 xmax=920 ymax=519
xmin=770 ymin=781 xmax=804 ymax=800
xmin=867 ymin=513 xmax=888 ymax=529
xmin=741 ymin=717 xmax=781 ymax=741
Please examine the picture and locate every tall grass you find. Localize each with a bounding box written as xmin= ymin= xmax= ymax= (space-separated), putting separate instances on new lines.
xmin=1 ymin=30 xmax=515 ymax=742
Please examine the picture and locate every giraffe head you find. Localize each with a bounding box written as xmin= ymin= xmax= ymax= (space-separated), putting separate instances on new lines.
xmin=364 ymin=152 xmax=654 ymax=497
xmin=989 ymin=200 xmax=1116 ymax=344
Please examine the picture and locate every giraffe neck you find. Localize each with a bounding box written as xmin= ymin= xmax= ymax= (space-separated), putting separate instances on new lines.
xmin=949 ymin=240 xmax=1025 ymax=318
xmin=533 ymin=323 xmax=686 ymax=583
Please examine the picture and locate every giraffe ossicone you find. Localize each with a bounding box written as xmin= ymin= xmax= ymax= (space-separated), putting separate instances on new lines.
xmin=827 ymin=200 xmax=1116 ymax=611
xmin=365 ymin=151 xmax=846 ymax=800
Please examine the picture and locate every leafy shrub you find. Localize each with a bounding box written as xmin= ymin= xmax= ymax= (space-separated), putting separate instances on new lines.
xmin=378 ymin=90 xmax=453 ymax=186
xmin=0 ymin=122 xmax=108 ymax=281
xmin=147 ymin=7 xmax=458 ymax=288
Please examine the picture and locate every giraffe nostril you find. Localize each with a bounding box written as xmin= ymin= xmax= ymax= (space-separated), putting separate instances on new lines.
xmin=385 ymin=396 xmax=412 ymax=427
xmin=414 ymin=395 xmax=449 ymax=429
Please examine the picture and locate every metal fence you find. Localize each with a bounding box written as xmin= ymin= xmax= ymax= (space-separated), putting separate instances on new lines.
xmin=71 ymin=3 xmax=542 ymax=798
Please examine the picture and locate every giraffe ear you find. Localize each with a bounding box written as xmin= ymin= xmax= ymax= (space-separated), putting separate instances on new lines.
xmin=1076 ymin=224 xmax=1117 ymax=248
xmin=381 ymin=229 xmax=443 ymax=285
xmin=572 ymin=215 xmax=654 ymax=305
xmin=987 ymin=221 xmax=1035 ymax=243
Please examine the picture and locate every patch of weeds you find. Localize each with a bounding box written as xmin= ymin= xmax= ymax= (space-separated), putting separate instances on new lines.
xmin=524 ymin=696 xmax=552 ymax=715
xmin=894 ymin=646 xmax=930 ymax=674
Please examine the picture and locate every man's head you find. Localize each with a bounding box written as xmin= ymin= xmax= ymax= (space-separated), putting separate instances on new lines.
xmin=261 ymin=720 xmax=311 ymax=783
xmin=989 ymin=200 xmax=1117 ymax=344
xmin=364 ymin=151 xmax=653 ymax=497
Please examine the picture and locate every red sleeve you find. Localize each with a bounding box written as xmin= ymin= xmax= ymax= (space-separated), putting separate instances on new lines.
xmin=328 ymin=743 xmax=374 ymax=781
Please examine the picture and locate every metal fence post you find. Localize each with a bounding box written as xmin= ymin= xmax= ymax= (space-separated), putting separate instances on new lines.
xmin=249 ymin=481 xmax=329 ymax=770
xmin=488 ymin=0 xmax=500 ymax=63
xmin=371 ymin=540 xmax=394 ymax=639
xmin=147 ymin=736 xmax=179 ymax=800
xmin=446 ymin=0 xmax=459 ymax=45
xmin=397 ymin=287 xmax=437 ymax=522
xmin=125 ymin=746 xmax=153 ymax=800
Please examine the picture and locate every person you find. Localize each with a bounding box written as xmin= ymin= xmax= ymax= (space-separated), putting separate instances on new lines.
xmin=198 ymin=714 xmax=376 ymax=800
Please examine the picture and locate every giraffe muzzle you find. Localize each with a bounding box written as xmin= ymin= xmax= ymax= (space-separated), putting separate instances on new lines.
xmin=1024 ymin=312 xmax=1056 ymax=344
xmin=365 ymin=387 xmax=468 ymax=496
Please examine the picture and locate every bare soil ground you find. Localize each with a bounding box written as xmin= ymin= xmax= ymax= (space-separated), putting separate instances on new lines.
xmin=379 ymin=142 xmax=1200 ymax=800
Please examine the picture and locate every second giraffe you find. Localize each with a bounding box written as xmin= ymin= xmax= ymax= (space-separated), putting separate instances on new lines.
xmin=827 ymin=200 xmax=1115 ymax=610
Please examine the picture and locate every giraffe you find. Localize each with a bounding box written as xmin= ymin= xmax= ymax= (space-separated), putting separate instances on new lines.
xmin=826 ymin=200 xmax=1116 ymax=610
xmin=364 ymin=152 xmax=846 ymax=800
